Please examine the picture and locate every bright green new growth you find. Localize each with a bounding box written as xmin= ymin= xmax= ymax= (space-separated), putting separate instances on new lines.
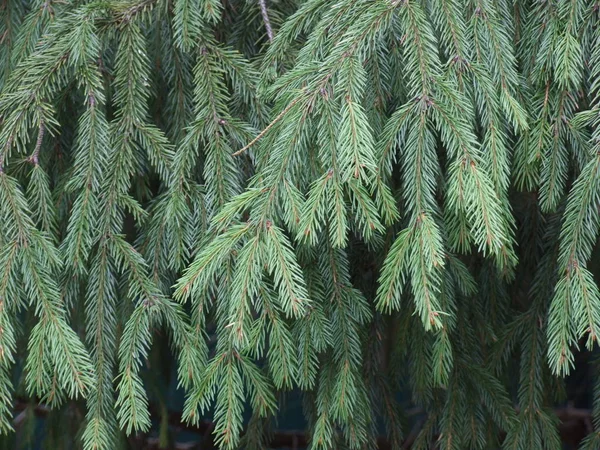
xmin=1 ymin=0 xmax=600 ymax=448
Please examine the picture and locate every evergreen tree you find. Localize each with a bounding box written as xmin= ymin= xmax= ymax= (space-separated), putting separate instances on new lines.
xmin=1 ymin=0 xmax=600 ymax=448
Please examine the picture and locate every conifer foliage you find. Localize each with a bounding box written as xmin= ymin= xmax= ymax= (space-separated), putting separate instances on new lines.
xmin=1 ymin=0 xmax=600 ymax=448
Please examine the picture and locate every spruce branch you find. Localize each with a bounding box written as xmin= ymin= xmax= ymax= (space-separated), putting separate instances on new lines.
xmin=0 ymin=0 xmax=599 ymax=448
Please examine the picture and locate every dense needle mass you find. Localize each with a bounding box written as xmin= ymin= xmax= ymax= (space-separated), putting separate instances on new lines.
xmin=0 ymin=0 xmax=600 ymax=449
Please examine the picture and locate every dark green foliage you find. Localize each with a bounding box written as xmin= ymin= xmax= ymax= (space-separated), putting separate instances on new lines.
xmin=1 ymin=0 xmax=600 ymax=448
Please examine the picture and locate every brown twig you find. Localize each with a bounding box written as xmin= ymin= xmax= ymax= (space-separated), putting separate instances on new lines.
xmin=1 ymin=135 xmax=15 ymax=173
xmin=232 ymin=95 xmax=303 ymax=156
xmin=258 ymin=0 xmax=274 ymax=42
xmin=28 ymin=120 xmax=45 ymax=165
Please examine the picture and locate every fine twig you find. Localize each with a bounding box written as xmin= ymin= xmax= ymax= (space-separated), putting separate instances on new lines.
xmin=258 ymin=0 xmax=274 ymax=42
xmin=28 ymin=120 xmax=45 ymax=165
xmin=232 ymin=96 xmax=303 ymax=156
xmin=1 ymin=136 xmax=15 ymax=173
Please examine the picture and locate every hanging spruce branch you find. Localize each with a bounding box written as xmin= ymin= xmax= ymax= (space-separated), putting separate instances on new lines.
xmin=1 ymin=0 xmax=600 ymax=449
